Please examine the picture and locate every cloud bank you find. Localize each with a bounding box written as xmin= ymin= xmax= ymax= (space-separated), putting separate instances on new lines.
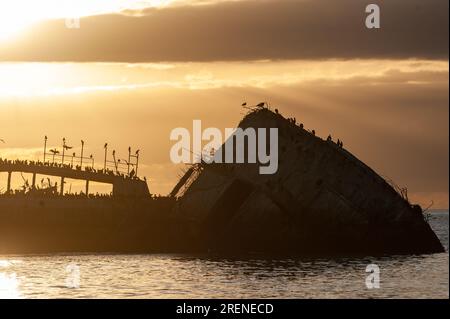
xmin=1 ymin=0 xmax=448 ymax=62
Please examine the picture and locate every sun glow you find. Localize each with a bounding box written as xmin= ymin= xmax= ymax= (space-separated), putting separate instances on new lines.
xmin=0 ymin=0 xmax=171 ymax=41
xmin=0 ymin=60 xmax=447 ymax=97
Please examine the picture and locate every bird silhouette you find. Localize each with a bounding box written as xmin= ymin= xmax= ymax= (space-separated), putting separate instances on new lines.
xmin=0 ymin=139 xmax=4 ymax=143
xmin=242 ymin=102 xmax=247 ymax=106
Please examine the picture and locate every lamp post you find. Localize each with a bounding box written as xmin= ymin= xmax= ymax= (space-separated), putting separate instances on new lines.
xmin=127 ymin=146 xmax=131 ymax=175
xmin=71 ymin=152 xmax=75 ymax=167
xmin=135 ymin=150 xmax=140 ymax=176
xmin=80 ymin=140 xmax=85 ymax=169
xmin=62 ymin=138 xmax=66 ymax=165
xmin=43 ymin=136 xmax=48 ymax=163
xmin=104 ymin=143 xmax=108 ymax=171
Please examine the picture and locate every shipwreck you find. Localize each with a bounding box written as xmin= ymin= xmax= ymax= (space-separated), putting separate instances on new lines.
xmin=169 ymin=105 xmax=444 ymax=255
xmin=0 ymin=105 xmax=445 ymax=255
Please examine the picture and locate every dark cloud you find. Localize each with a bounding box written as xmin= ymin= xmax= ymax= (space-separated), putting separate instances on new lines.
xmin=1 ymin=0 xmax=448 ymax=62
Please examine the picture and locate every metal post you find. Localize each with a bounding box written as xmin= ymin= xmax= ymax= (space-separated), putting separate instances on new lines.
xmin=128 ymin=147 xmax=131 ymax=175
xmin=32 ymin=173 xmax=36 ymax=189
xmin=80 ymin=140 xmax=84 ymax=169
xmin=62 ymin=138 xmax=66 ymax=165
xmin=85 ymin=180 xmax=89 ymax=196
xmin=135 ymin=151 xmax=139 ymax=176
xmin=104 ymin=143 xmax=108 ymax=171
xmin=44 ymin=136 xmax=47 ymax=163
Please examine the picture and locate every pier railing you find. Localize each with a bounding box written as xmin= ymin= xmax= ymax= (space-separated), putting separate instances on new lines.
xmin=0 ymin=158 xmax=149 ymax=197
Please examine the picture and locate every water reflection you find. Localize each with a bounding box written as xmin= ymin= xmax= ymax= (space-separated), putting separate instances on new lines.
xmin=0 ymin=272 xmax=20 ymax=298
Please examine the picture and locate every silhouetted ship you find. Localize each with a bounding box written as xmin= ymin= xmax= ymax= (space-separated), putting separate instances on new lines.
xmin=0 ymin=105 xmax=445 ymax=255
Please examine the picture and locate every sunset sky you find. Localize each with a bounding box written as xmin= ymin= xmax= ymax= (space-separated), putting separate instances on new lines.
xmin=0 ymin=0 xmax=448 ymax=207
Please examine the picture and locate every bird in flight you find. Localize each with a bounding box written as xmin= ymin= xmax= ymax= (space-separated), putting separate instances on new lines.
xmin=0 ymin=139 xmax=5 ymax=143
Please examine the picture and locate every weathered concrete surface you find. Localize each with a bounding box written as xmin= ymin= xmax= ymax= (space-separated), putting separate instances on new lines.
xmin=172 ymin=108 xmax=445 ymax=255
xmin=0 ymin=196 xmax=182 ymax=254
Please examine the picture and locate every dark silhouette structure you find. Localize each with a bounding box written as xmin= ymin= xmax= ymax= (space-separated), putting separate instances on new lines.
xmin=0 ymin=107 xmax=445 ymax=255
xmin=171 ymin=107 xmax=444 ymax=255
xmin=0 ymin=158 xmax=149 ymax=197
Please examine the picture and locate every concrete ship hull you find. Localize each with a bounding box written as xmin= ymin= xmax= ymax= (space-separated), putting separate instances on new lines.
xmin=0 ymin=193 xmax=443 ymax=256
xmin=0 ymin=196 xmax=187 ymax=254
xmin=0 ymin=108 xmax=445 ymax=256
xmin=171 ymin=108 xmax=445 ymax=256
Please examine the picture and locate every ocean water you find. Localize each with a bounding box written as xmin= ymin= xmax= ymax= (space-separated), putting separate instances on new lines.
xmin=0 ymin=212 xmax=448 ymax=299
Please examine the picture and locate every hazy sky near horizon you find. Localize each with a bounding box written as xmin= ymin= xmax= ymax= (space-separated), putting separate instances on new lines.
xmin=0 ymin=0 xmax=448 ymax=207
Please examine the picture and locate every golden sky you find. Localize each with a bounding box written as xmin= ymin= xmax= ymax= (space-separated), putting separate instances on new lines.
xmin=0 ymin=0 xmax=448 ymax=207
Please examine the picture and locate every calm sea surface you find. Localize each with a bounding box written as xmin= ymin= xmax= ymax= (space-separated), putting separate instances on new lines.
xmin=1 ymin=212 xmax=448 ymax=299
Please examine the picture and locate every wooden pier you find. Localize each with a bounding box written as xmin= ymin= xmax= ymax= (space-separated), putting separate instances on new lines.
xmin=0 ymin=160 xmax=150 ymax=197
